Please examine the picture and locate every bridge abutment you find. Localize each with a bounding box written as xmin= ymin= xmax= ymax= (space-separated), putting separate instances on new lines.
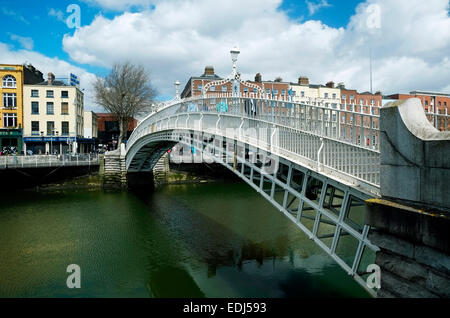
xmin=366 ymin=98 xmax=450 ymax=298
xmin=103 ymin=144 xmax=128 ymax=190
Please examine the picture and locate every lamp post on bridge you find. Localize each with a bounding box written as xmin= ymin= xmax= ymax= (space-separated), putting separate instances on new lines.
xmin=230 ymin=46 xmax=240 ymax=79
xmin=174 ymin=80 xmax=180 ymax=100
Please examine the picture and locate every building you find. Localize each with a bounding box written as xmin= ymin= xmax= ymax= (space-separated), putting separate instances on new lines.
xmin=384 ymin=91 xmax=450 ymax=131
xmin=180 ymin=66 xmax=223 ymax=98
xmin=181 ymin=66 xmax=292 ymax=100
xmin=338 ymin=84 xmax=383 ymax=147
xmin=23 ymin=73 xmax=87 ymax=154
xmin=97 ymin=113 xmax=137 ymax=150
xmin=0 ymin=64 xmax=43 ymax=154
xmin=83 ymin=111 xmax=98 ymax=152
xmin=290 ymin=77 xmax=341 ymax=105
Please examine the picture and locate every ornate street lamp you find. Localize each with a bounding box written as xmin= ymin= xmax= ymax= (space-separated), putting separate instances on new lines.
xmin=230 ymin=46 xmax=240 ymax=77
xmin=174 ymin=80 xmax=180 ymax=100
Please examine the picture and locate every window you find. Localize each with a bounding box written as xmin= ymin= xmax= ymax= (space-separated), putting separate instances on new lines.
xmin=46 ymin=90 xmax=54 ymax=98
xmin=61 ymin=121 xmax=69 ymax=135
xmin=210 ymin=86 xmax=215 ymax=91
xmin=273 ymin=89 xmax=278 ymax=95
xmin=438 ymin=101 xmax=441 ymax=106
xmin=244 ymin=87 xmax=248 ymax=93
xmin=3 ymin=113 xmax=17 ymax=128
xmin=31 ymin=121 xmax=40 ymax=135
xmin=324 ymin=93 xmax=329 ymax=99
xmin=47 ymin=102 xmax=54 ymax=115
xmin=61 ymin=102 xmax=69 ymax=115
xmin=332 ymin=103 xmax=337 ymax=109
xmin=3 ymin=93 xmax=17 ymax=108
xmin=31 ymin=90 xmax=39 ymax=97
xmin=301 ymin=91 xmax=305 ymax=97
xmin=282 ymin=90 xmax=286 ymax=95
xmin=2 ymin=75 xmax=16 ymax=88
xmin=332 ymin=93 xmax=336 ymax=99
xmin=61 ymin=91 xmax=69 ymax=98
xmin=197 ymin=85 xmax=203 ymax=91
xmin=360 ymin=99 xmax=364 ymax=105
xmin=253 ymin=88 xmax=258 ymax=94
xmin=222 ymin=86 xmax=227 ymax=92
xmin=266 ymin=89 xmax=270 ymax=94
xmin=47 ymin=121 xmax=55 ymax=135
xmin=342 ymin=94 xmax=347 ymax=99
xmin=425 ymin=101 xmax=428 ymax=106
xmin=31 ymin=102 xmax=39 ymax=114
xmin=350 ymin=94 xmax=355 ymax=100
xmin=371 ymin=99 xmax=375 ymax=105
xmin=445 ymin=102 xmax=447 ymax=106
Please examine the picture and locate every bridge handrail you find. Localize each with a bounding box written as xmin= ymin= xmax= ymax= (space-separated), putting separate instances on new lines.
xmin=0 ymin=154 xmax=100 ymax=169
xmin=129 ymin=95 xmax=381 ymax=151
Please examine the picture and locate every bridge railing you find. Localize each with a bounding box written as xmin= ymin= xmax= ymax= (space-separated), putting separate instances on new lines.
xmin=128 ymin=95 xmax=381 ymax=193
xmin=0 ymin=154 xmax=99 ymax=169
xmin=130 ymin=94 xmax=381 ymax=151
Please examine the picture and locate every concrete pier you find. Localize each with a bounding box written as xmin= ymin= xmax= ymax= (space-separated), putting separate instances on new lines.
xmin=366 ymin=98 xmax=450 ymax=298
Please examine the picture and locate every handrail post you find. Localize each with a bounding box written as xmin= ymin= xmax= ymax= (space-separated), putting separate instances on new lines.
xmin=317 ymin=137 xmax=324 ymax=172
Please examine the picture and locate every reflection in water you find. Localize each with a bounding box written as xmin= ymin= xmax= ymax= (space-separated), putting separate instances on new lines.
xmin=0 ymin=182 xmax=369 ymax=298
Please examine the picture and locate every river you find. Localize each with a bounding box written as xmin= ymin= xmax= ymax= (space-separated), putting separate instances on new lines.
xmin=0 ymin=181 xmax=369 ymax=298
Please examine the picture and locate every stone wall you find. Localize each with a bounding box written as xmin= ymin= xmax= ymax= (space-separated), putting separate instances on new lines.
xmin=366 ymin=199 xmax=450 ymax=298
xmin=366 ymin=98 xmax=450 ymax=298
xmin=103 ymin=144 xmax=127 ymax=190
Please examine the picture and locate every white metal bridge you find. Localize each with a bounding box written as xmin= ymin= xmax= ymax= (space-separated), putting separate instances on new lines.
xmin=123 ymin=48 xmax=448 ymax=297
xmin=125 ymin=90 xmax=384 ymax=296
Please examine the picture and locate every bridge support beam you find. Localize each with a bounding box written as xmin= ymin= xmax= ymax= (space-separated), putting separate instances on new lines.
xmin=366 ymin=98 xmax=450 ymax=298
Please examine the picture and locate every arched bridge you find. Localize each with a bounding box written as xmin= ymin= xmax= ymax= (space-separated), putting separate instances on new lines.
xmin=125 ymin=92 xmax=383 ymax=296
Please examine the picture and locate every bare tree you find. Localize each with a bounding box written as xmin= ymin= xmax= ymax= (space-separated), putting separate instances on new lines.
xmin=94 ymin=62 xmax=156 ymax=148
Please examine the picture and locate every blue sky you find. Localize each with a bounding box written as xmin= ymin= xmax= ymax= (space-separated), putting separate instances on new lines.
xmin=1 ymin=0 xmax=449 ymax=109
xmin=0 ymin=0 xmax=364 ymax=78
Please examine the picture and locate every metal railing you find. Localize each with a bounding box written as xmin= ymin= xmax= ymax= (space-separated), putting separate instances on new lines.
xmin=127 ymin=95 xmax=381 ymax=195
xmin=0 ymin=154 xmax=99 ymax=169
xmin=424 ymin=109 xmax=450 ymax=131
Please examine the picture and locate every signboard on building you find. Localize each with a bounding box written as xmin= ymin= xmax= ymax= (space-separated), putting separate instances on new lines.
xmin=69 ymin=73 xmax=80 ymax=86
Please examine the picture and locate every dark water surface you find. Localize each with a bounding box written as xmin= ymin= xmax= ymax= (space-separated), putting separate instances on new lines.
xmin=0 ymin=182 xmax=369 ymax=298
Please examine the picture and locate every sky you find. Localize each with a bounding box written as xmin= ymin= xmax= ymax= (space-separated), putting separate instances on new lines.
xmin=1 ymin=0 xmax=449 ymax=111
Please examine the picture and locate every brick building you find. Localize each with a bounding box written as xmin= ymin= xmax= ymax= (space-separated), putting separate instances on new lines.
xmin=338 ymin=84 xmax=383 ymax=147
xmin=96 ymin=113 xmax=137 ymax=150
xmin=384 ymin=91 xmax=450 ymax=131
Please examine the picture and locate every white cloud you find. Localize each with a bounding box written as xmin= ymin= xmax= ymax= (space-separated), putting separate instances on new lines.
xmin=0 ymin=43 xmax=99 ymax=111
xmin=1 ymin=7 xmax=29 ymax=24
xmin=306 ymin=0 xmax=332 ymax=16
xmin=48 ymin=8 xmax=66 ymax=23
xmin=9 ymin=34 xmax=34 ymax=50
xmin=60 ymin=0 xmax=450 ymax=99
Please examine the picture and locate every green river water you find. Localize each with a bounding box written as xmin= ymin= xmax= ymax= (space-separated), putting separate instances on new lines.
xmin=0 ymin=182 xmax=369 ymax=298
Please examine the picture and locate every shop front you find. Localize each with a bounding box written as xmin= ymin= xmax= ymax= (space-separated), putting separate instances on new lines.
xmin=0 ymin=129 xmax=23 ymax=154
xmin=24 ymin=136 xmax=78 ymax=155
xmin=24 ymin=136 xmax=97 ymax=155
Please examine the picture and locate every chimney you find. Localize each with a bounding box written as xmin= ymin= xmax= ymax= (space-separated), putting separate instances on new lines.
xmin=204 ymin=66 xmax=214 ymax=76
xmin=274 ymin=77 xmax=282 ymax=82
xmin=255 ymin=73 xmax=262 ymax=82
xmin=337 ymin=82 xmax=345 ymax=89
xmin=48 ymin=72 xmax=55 ymax=85
xmin=326 ymin=81 xmax=335 ymax=88
xmin=298 ymin=76 xmax=309 ymax=86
